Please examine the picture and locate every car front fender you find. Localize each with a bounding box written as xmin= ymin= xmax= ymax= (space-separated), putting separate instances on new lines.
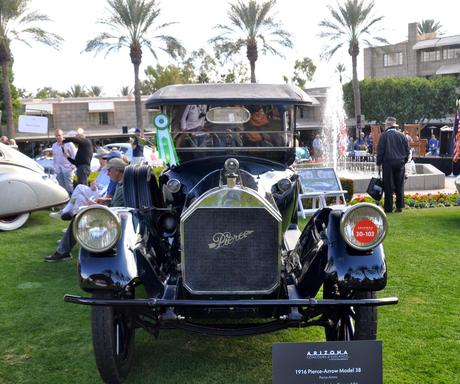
xmin=325 ymin=210 xmax=387 ymax=291
xmin=78 ymin=210 xmax=140 ymax=293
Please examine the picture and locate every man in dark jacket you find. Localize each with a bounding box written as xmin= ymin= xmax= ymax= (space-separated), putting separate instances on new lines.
xmin=63 ymin=128 xmax=93 ymax=186
xmin=376 ymin=117 xmax=410 ymax=213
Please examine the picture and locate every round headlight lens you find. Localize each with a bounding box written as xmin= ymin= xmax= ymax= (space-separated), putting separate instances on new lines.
xmin=340 ymin=203 xmax=388 ymax=251
xmin=73 ymin=206 xmax=121 ymax=253
xmin=166 ymin=178 xmax=181 ymax=194
xmin=277 ymin=178 xmax=292 ymax=192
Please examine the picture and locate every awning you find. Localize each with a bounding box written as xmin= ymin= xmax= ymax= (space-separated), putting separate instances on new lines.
xmin=88 ymin=101 xmax=114 ymax=112
xmin=25 ymin=103 xmax=53 ymax=115
xmin=436 ymin=63 xmax=460 ymax=75
xmin=412 ymin=39 xmax=438 ymax=50
xmin=435 ymin=34 xmax=460 ymax=47
xmin=413 ymin=34 xmax=460 ymax=50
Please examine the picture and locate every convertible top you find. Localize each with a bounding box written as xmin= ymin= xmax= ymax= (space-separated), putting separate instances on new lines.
xmin=145 ymin=83 xmax=313 ymax=108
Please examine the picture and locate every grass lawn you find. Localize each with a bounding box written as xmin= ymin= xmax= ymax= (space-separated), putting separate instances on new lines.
xmin=0 ymin=208 xmax=459 ymax=383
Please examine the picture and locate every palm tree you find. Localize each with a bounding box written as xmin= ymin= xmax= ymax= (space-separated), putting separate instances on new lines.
xmin=85 ymin=0 xmax=184 ymax=132
xmin=0 ymin=0 xmax=62 ymax=138
xmin=210 ymin=0 xmax=292 ymax=83
xmin=66 ymin=84 xmax=88 ymax=98
xmin=89 ymin=85 xmax=103 ymax=97
xmin=418 ymin=20 xmax=443 ymax=35
xmin=119 ymin=85 xmax=133 ymax=96
xmin=336 ymin=63 xmax=346 ymax=84
xmin=319 ymin=0 xmax=387 ymax=132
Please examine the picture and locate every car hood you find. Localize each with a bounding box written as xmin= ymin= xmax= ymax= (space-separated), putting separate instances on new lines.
xmin=0 ymin=143 xmax=44 ymax=174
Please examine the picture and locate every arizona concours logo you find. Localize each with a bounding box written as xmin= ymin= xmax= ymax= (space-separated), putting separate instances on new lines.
xmin=208 ymin=230 xmax=254 ymax=249
xmin=306 ymin=350 xmax=349 ymax=361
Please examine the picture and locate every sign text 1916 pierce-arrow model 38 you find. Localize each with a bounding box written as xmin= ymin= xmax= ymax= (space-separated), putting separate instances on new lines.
xmin=64 ymin=84 xmax=398 ymax=383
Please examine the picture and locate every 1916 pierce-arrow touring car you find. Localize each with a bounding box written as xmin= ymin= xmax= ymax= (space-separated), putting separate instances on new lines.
xmin=64 ymin=84 xmax=398 ymax=383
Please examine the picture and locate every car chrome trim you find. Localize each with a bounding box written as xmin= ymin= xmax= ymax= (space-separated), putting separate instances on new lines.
xmin=180 ymin=185 xmax=282 ymax=295
xmin=73 ymin=205 xmax=122 ymax=253
xmin=64 ymin=294 xmax=399 ymax=307
xmin=339 ymin=202 xmax=388 ymax=251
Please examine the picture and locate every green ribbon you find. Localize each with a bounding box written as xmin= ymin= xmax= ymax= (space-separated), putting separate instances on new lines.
xmin=153 ymin=113 xmax=180 ymax=166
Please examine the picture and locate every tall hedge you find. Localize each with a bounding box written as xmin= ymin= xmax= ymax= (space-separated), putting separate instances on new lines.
xmin=0 ymin=61 xmax=20 ymax=132
xmin=343 ymin=77 xmax=460 ymax=125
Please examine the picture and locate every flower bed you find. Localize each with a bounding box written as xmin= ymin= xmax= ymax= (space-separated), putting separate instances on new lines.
xmin=350 ymin=192 xmax=460 ymax=209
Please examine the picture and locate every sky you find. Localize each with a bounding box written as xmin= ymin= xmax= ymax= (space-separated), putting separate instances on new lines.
xmin=10 ymin=0 xmax=460 ymax=97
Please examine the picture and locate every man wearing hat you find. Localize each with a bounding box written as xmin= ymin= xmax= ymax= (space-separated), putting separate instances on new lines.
xmin=45 ymin=157 xmax=129 ymax=262
xmin=376 ymin=117 xmax=410 ymax=213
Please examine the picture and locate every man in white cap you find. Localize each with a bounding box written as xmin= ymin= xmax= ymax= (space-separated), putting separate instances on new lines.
xmin=44 ymin=157 xmax=128 ymax=262
xmin=376 ymin=117 xmax=410 ymax=213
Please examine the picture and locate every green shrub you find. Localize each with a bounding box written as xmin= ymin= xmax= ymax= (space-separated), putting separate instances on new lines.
xmin=339 ymin=177 xmax=354 ymax=203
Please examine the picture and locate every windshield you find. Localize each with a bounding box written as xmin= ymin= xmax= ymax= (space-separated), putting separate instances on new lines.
xmin=169 ymin=104 xmax=294 ymax=150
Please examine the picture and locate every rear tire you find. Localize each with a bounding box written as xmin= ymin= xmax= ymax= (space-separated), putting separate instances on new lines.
xmin=0 ymin=212 xmax=30 ymax=231
xmin=91 ymin=295 xmax=135 ymax=384
xmin=323 ymin=282 xmax=377 ymax=341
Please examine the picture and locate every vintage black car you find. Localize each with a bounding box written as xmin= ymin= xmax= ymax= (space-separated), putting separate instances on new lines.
xmin=65 ymin=84 xmax=398 ymax=383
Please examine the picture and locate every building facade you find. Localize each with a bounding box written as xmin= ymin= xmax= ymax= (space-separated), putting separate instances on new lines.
xmin=364 ymin=22 xmax=460 ymax=79
xmin=18 ymin=96 xmax=157 ymax=141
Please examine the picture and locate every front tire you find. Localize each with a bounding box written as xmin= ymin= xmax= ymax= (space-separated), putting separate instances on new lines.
xmin=0 ymin=212 xmax=30 ymax=231
xmin=91 ymin=296 xmax=135 ymax=384
xmin=323 ymin=282 xmax=377 ymax=341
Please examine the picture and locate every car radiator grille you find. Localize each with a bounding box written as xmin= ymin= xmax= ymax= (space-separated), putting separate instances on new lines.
xmin=182 ymin=207 xmax=279 ymax=294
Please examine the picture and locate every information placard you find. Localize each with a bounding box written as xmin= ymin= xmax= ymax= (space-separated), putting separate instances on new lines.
xmin=297 ymin=167 xmax=341 ymax=193
xmin=273 ymin=340 xmax=382 ymax=384
xmin=18 ymin=115 xmax=48 ymax=134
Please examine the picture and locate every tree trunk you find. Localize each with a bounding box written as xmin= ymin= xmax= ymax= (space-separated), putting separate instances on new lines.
xmin=247 ymin=43 xmax=258 ymax=83
xmin=250 ymin=60 xmax=256 ymax=83
xmin=1 ymin=60 xmax=15 ymax=138
xmin=351 ymin=52 xmax=361 ymax=134
xmin=133 ymin=62 xmax=143 ymax=132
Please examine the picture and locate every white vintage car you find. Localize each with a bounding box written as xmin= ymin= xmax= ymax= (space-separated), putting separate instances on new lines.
xmin=0 ymin=143 xmax=69 ymax=231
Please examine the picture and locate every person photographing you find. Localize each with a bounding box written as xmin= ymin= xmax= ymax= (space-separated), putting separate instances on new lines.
xmin=376 ymin=117 xmax=410 ymax=213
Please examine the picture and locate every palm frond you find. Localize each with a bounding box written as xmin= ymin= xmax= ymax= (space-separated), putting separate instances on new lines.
xmin=210 ymin=0 xmax=291 ymax=67
xmin=17 ymin=27 xmax=62 ymax=48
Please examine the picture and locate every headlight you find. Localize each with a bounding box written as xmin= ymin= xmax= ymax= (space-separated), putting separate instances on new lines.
xmin=73 ymin=205 xmax=121 ymax=253
xmin=277 ymin=178 xmax=292 ymax=192
xmin=340 ymin=203 xmax=388 ymax=251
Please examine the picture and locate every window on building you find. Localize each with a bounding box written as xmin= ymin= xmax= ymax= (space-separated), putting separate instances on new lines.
xmin=421 ymin=49 xmax=441 ymax=62
xmin=99 ymin=112 xmax=109 ymax=125
xmin=443 ymin=46 xmax=460 ymax=60
xmin=383 ymin=52 xmax=403 ymax=67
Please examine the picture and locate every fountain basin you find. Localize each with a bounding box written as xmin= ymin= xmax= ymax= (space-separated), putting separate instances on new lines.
xmin=342 ymin=164 xmax=445 ymax=194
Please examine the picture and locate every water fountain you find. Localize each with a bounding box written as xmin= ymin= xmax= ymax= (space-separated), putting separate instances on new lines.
xmin=316 ymin=78 xmax=445 ymax=194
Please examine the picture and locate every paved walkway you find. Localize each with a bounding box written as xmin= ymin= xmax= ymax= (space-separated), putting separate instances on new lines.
xmin=411 ymin=175 xmax=458 ymax=195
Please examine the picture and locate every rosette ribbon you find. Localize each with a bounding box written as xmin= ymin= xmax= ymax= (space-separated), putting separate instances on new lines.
xmin=153 ymin=113 xmax=180 ymax=166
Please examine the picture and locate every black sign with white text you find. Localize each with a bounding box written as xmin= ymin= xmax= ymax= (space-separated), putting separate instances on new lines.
xmin=272 ymin=340 xmax=382 ymax=384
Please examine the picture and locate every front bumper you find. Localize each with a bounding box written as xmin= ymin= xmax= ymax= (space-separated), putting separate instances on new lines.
xmin=64 ymin=294 xmax=398 ymax=308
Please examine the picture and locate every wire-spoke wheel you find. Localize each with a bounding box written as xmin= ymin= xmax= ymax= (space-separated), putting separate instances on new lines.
xmin=323 ymin=281 xmax=377 ymax=341
xmin=91 ymin=294 xmax=135 ymax=384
